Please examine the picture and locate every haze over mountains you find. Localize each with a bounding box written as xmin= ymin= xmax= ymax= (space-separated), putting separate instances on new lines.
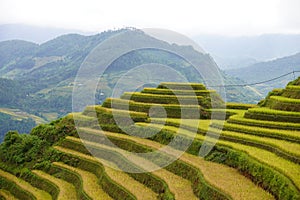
xmin=0 ymin=24 xmax=92 ymax=44
xmin=195 ymin=34 xmax=300 ymax=69
xmin=226 ymin=52 xmax=300 ymax=96
xmin=0 ymin=24 xmax=300 ymax=139
xmin=0 ymin=27 xmax=263 ymax=139
xmin=2 ymin=24 xmax=300 ymax=70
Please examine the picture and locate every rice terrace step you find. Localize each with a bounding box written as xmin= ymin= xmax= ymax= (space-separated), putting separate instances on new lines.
xmin=1 ymin=78 xmax=300 ymax=199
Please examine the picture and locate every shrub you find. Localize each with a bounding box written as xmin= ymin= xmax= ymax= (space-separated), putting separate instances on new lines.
xmin=0 ymin=131 xmax=48 ymax=165
xmin=30 ymin=117 xmax=78 ymax=145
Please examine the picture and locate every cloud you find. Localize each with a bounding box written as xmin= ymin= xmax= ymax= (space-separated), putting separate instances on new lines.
xmin=0 ymin=0 xmax=299 ymax=35
xmin=278 ymin=0 xmax=300 ymax=32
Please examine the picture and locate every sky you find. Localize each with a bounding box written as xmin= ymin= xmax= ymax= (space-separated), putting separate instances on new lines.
xmin=0 ymin=0 xmax=300 ymax=36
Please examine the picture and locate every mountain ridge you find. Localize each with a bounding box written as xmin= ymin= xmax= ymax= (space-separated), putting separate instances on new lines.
xmin=0 ymin=28 xmax=262 ymax=139
xmin=226 ymin=52 xmax=300 ymax=96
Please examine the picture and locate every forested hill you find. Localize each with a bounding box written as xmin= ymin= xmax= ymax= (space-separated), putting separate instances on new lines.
xmin=0 ymin=28 xmax=261 ymax=139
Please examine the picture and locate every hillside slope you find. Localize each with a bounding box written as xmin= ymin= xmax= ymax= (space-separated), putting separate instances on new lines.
xmin=226 ymin=52 xmax=300 ymax=96
xmin=0 ymin=80 xmax=299 ymax=199
xmin=195 ymin=34 xmax=300 ymax=69
xmin=0 ymin=29 xmax=262 ymax=140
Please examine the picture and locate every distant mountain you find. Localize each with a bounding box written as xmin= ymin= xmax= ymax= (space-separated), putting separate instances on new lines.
xmin=0 ymin=24 xmax=93 ymax=44
xmin=194 ymin=34 xmax=300 ymax=69
xmin=3 ymin=24 xmax=300 ymax=71
xmin=0 ymin=29 xmax=261 ymax=102
xmin=0 ymin=28 xmax=262 ymax=140
xmin=225 ymin=52 xmax=300 ymax=96
xmin=0 ymin=40 xmax=38 ymax=69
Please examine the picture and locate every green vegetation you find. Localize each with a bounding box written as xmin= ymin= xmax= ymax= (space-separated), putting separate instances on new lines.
xmin=0 ymin=176 xmax=35 ymax=200
xmin=286 ymin=85 xmax=300 ymax=90
xmin=211 ymin=121 xmax=300 ymax=142
xmin=287 ymin=76 xmax=300 ymax=86
xmin=247 ymin=107 xmax=300 ymax=117
xmin=55 ymin=146 xmax=138 ymax=200
xmin=83 ymin=128 xmax=273 ymax=200
xmin=150 ymin=118 xmax=300 ymax=163
xmin=0 ymin=112 xmax=36 ymax=142
xmin=225 ymin=102 xmax=258 ymax=110
xmin=0 ymin=131 xmax=48 ymax=165
xmin=83 ymin=106 xmax=148 ymax=120
xmin=64 ymin=136 xmax=229 ymax=200
xmin=0 ymin=108 xmax=46 ymax=124
xmin=43 ymin=163 xmax=91 ymax=199
xmin=102 ymin=98 xmax=205 ymax=119
xmin=53 ymin=162 xmax=113 ymax=200
xmin=32 ymin=170 xmax=77 ymax=200
xmin=0 ymin=29 xmax=261 ymax=141
xmin=259 ymin=77 xmax=300 ymax=111
xmin=138 ymin=123 xmax=299 ymax=199
xmin=244 ymin=107 xmax=300 ymax=122
xmin=266 ymin=96 xmax=300 ymax=112
xmin=1 ymin=78 xmax=300 ymax=199
xmin=141 ymin=88 xmax=215 ymax=96
xmin=157 ymin=82 xmax=207 ymax=90
xmin=0 ymin=189 xmax=18 ymax=200
xmin=77 ymin=128 xmax=274 ymax=200
xmin=283 ymin=87 xmax=300 ymax=99
xmin=121 ymin=92 xmax=206 ymax=105
xmin=103 ymin=164 xmax=158 ymax=200
xmin=269 ymin=96 xmax=300 ymax=104
xmin=225 ymin=52 xmax=300 ymax=97
xmin=227 ymin=115 xmax=300 ymax=130
xmin=58 ymin=137 xmax=176 ymax=200
xmin=82 ymin=106 xmax=149 ymax=127
xmin=0 ymin=169 xmax=52 ymax=200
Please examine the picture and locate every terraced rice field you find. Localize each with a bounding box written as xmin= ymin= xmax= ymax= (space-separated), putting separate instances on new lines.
xmin=32 ymin=170 xmax=77 ymax=200
xmin=0 ymin=169 xmax=52 ymax=200
xmin=0 ymin=189 xmax=18 ymax=200
xmin=247 ymin=107 xmax=300 ymax=117
xmin=62 ymin=136 xmax=199 ymax=200
xmin=1 ymin=80 xmax=300 ymax=199
xmin=52 ymin=162 xmax=113 ymax=200
xmin=54 ymin=146 xmax=161 ymax=200
xmin=139 ymin=123 xmax=300 ymax=189
xmin=74 ymin=81 xmax=299 ymax=199
xmin=227 ymin=114 xmax=300 ymax=130
xmin=103 ymin=164 xmax=158 ymax=200
xmin=79 ymin=127 xmax=274 ymax=200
